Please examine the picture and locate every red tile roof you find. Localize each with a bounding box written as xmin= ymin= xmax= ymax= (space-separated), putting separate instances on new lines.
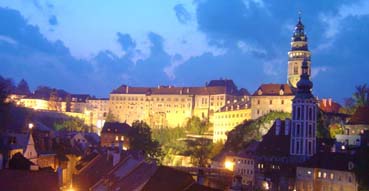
xmin=318 ymin=98 xmax=342 ymax=113
xmin=348 ymin=106 xmax=369 ymax=125
xmin=111 ymin=79 xmax=247 ymax=96
xmin=0 ymin=169 xmax=58 ymax=191
xmin=252 ymin=84 xmax=295 ymax=96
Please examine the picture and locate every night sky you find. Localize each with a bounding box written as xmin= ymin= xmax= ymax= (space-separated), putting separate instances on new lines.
xmin=0 ymin=0 xmax=368 ymax=103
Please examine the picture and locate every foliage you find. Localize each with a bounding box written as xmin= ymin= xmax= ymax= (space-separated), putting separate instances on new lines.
xmin=53 ymin=117 xmax=86 ymax=131
xmin=15 ymin=79 xmax=31 ymax=95
xmin=185 ymin=116 xmax=211 ymax=135
xmin=316 ymin=110 xmax=331 ymax=139
xmin=130 ymin=120 xmax=163 ymax=163
xmin=209 ymin=141 xmax=224 ymax=159
xmin=225 ymin=111 xmax=291 ymax=152
xmin=341 ymin=84 xmax=369 ymax=115
xmin=184 ymin=137 xmax=213 ymax=167
xmin=328 ymin=123 xmax=344 ymax=138
xmin=353 ymin=84 xmax=369 ymax=107
xmin=105 ymin=111 xmax=118 ymax=122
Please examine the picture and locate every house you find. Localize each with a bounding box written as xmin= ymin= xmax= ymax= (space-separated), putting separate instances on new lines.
xmin=295 ymin=152 xmax=358 ymax=191
xmin=100 ymin=122 xmax=133 ymax=150
xmin=345 ymin=106 xmax=369 ymax=135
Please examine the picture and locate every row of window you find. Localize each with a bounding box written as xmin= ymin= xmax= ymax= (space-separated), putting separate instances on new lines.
xmin=257 ymin=99 xmax=287 ymax=105
xmin=215 ymin=113 xmax=248 ymax=119
xmin=111 ymin=96 xmax=191 ymax=102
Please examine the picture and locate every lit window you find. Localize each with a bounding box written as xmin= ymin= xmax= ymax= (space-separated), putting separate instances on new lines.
xmin=323 ymin=172 xmax=327 ymax=178
xmin=330 ymin=173 xmax=334 ymax=180
xmin=318 ymin=171 xmax=321 ymax=178
xmin=121 ymin=136 xmax=124 ymax=141
xmin=115 ymin=136 xmax=119 ymax=141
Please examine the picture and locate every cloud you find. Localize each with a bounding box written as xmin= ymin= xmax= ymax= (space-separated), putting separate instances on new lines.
xmin=174 ymin=4 xmax=191 ymax=24
xmin=311 ymin=66 xmax=328 ymax=78
xmin=117 ymin=32 xmax=136 ymax=52
xmin=0 ymin=35 xmax=17 ymax=45
xmin=48 ymin=15 xmax=58 ymax=26
xmin=320 ymin=0 xmax=369 ymax=39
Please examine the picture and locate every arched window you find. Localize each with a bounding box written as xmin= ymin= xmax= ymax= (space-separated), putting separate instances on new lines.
xmin=297 ymin=107 xmax=301 ymax=120
xmin=294 ymin=65 xmax=299 ymax=75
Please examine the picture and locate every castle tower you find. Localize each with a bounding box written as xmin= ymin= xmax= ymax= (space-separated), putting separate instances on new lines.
xmin=287 ymin=13 xmax=311 ymax=89
xmin=290 ymin=58 xmax=317 ymax=160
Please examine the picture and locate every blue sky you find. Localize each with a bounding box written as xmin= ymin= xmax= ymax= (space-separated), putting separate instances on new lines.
xmin=0 ymin=0 xmax=368 ymax=103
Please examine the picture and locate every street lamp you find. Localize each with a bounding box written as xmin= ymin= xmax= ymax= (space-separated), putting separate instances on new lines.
xmin=224 ymin=160 xmax=235 ymax=171
xmin=28 ymin=123 xmax=34 ymax=130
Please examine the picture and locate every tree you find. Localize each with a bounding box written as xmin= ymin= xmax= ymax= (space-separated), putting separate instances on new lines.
xmin=225 ymin=111 xmax=291 ymax=152
xmin=353 ymin=84 xmax=369 ymax=107
xmin=105 ymin=111 xmax=118 ymax=122
xmin=185 ymin=116 xmax=211 ymax=135
xmin=53 ymin=118 xmax=86 ymax=131
xmin=16 ymin=79 xmax=31 ymax=95
xmin=184 ymin=137 xmax=212 ymax=167
xmin=328 ymin=123 xmax=344 ymax=138
xmin=341 ymin=84 xmax=369 ymax=115
xmin=130 ymin=120 xmax=163 ymax=163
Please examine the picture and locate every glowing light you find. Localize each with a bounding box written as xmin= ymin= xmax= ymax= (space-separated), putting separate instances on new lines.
xmin=341 ymin=145 xmax=346 ymax=150
xmin=224 ymin=160 xmax=234 ymax=171
xmin=28 ymin=123 xmax=34 ymax=129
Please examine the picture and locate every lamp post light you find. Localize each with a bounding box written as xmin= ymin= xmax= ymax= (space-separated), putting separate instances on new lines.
xmin=28 ymin=123 xmax=34 ymax=130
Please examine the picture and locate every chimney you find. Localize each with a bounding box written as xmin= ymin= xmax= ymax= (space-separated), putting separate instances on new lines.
xmin=275 ymin=119 xmax=281 ymax=136
xmin=125 ymin=86 xmax=129 ymax=94
xmin=322 ymin=99 xmax=327 ymax=107
xmin=197 ymin=169 xmax=205 ymax=185
xmin=285 ymin=118 xmax=291 ymax=135
xmin=57 ymin=167 xmax=63 ymax=188
xmin=0 ymin=154 xmax=2 ymax=170
xmin=187 ymin=88 xmax=190 ymax=93
xmin=112 ymin=150 xmax=120 ymax=166
xmin=328 ymin=98 xmax=332 ymax=106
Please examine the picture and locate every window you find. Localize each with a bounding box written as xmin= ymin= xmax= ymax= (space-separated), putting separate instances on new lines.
xmin=297 ymin=107 xmax=301 ymax=120
xmin=309 ymin=108 xmax=313 ymax=120
xmin=281 ymin=100 xmax=284 ymax=105
xmin=270 ymin=100 xmax=273 ymax=105
xmin=330 ymin=173 xmax=334 ymax=180
xmin=318 ymin=171 xmax=322 ymax=178
xmin=294 ymin=65 xmax=299 ymax=75
xmin=257 ymin=100 xmax=260 ymax=105
xmin=323 ymin=172 xmax=327 ymax=178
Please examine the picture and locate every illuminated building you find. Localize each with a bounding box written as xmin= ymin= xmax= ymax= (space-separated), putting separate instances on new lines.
xmin=100 ymin=122 xmax=132 ymax=150
xmin=289 ymin=58 xmax=317 ymax=160
xmin=19 ymin=98 xmax=49 ymax=110
xmin=109 ymin=79 xmax=249 ymax=128
xmin=287 ymin=14 xmax=311 ymax=89
xmin=295 ymin=153 xmax=358 ymax=191
xmin=213 ymin=100 xmax=251 ymax=143
xmin=251 ymin=84 xmax=294 ymax=119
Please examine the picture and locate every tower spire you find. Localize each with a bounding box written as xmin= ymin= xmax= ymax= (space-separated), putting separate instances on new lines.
xmin=298 ymin=11 xmax=302 ymax=23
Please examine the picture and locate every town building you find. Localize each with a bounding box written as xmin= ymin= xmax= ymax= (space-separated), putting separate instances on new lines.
xmin=213 ymin=99 xmax=251 ymax=143
xmin=86 ymin=98 xmax=109 ymax=132
xmin=100 ymin=122 xmax=133 ymax=150
xmin=344 ymin=106 xmax=369 ymax=135
xmin=289 ymin=58 xmax=318 ymax=160
xmin=295 ymin=152 xmax=358 ymax=191
xmin=251 ymin=84 xmax=295 ymax=119
xmin=109 ymin=79 xmax=249 ymax=128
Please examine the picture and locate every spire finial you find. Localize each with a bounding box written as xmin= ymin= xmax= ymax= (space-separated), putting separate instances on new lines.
xmin=298 ymin=11 xmax=302 ymax=22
